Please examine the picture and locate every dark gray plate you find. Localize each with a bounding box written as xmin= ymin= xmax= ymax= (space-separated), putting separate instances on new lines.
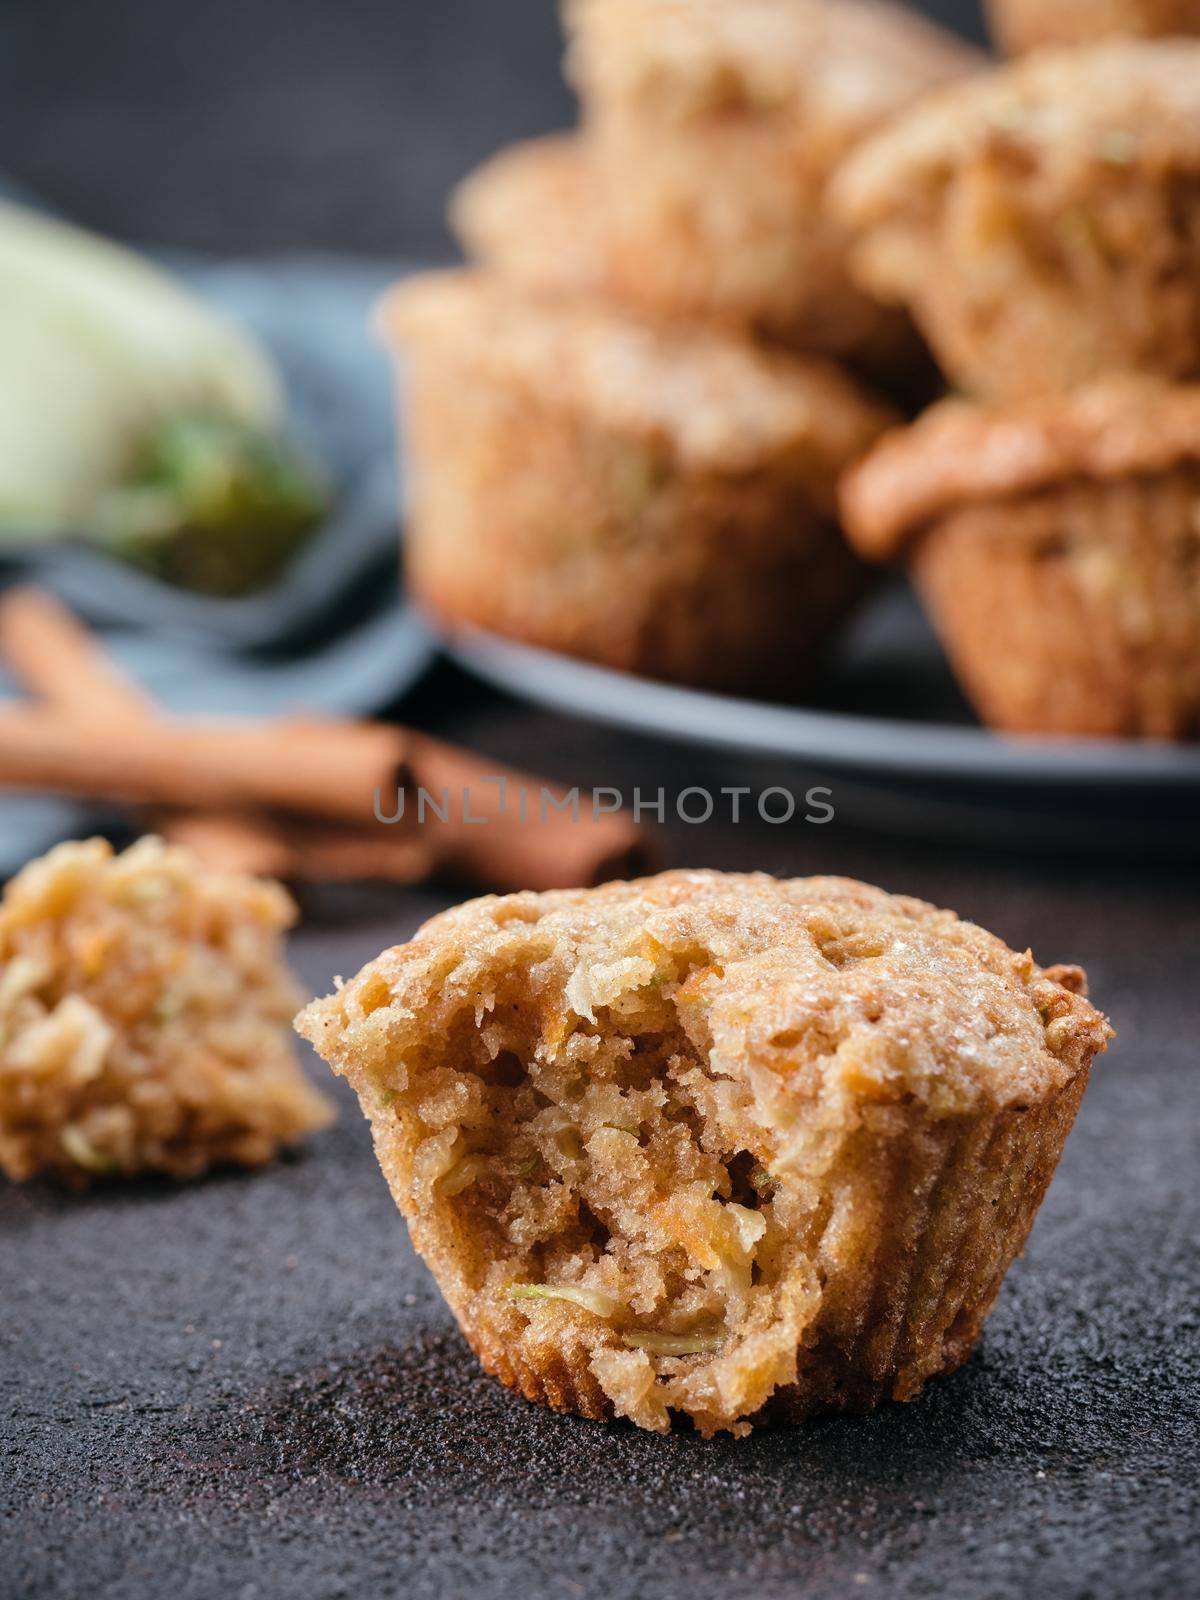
xmin=446 ymin=601 xmax=1200 ymax=788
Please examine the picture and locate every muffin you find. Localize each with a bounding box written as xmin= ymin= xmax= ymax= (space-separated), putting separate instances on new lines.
xmin=562 ymin=0 xmax=979 ymax=362
xmin=987 ymin=0 xmax=1200 ymax=56
xmin=0 ymin=836 xmax=334 ymax=1185
xmin=450 ymin=131 xmax=937 ymax=405
xmin=297 ymin=869 xmax=1113 ymax=1437
xmin=833 ymin=41 xmax=1200 ymax=401
xmin=841 ymin=379 xmax=1200 ymax=738
xmin=450 ymin=134 xmax=608 ymax=302
xmin=384 ymin=271 xmax=896 ymax=696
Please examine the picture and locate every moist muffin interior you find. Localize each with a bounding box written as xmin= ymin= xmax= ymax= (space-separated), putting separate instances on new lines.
xmin=302 ymin=872 xmax=1112 ymax=1435
xmin=382 ymin=962 xmax=797 ymax=1430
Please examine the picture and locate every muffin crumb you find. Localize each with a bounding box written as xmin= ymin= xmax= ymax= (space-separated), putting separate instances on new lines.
xmin=0 ymin=836 xmax=334 ymax=1185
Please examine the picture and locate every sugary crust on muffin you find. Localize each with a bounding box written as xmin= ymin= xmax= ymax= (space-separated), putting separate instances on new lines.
xmin=382 ymin=272 xmax=896 ymax=477
xmin=566 ymin=0 xmax=980 ymax=143
xmin=299 ymin=870 xmax=1110 ymax=1120
xmin=841 ymin=379 xmax=1200 ymax=557
xmin=449 ymin=135 xmax=607 ymax=298
xmin=834 ymin=41 xmax=1200 ymax=228
xmin=0 ymin=837 xmax=333 ymax=1185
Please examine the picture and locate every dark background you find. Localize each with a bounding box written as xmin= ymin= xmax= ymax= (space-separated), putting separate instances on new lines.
xmin=0 ymin=0 xmax=986 ymax=258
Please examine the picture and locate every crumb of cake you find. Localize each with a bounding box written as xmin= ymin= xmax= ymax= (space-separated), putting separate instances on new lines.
xmin=0 ymin=836 xmax=334 ymax=1186
xmin=297 ymin=870 xmax=1112 ymax=1437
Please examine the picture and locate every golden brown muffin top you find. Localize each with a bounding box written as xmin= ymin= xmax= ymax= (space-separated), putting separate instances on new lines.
xmin=841 ymin=378 xmax=1200 ymax=557
xmin=381 ymin=271 xmax=897 ymax=476
xmin=565 ymin=0 xmax=979 ymax=137
xmin=1 ymin=837 xmax=330 ymax=1186
xmin=834 ymin=39 xmax=1200 ymax=227
xmin=298 ymin=869 xmax=1111 ymax=1120
xmin=450 ymin=135 xmax=603 ymax=295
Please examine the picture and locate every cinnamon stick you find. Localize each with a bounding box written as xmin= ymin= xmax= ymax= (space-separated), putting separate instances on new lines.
xmin=0 ymin=706 xmax=410 ymax=825
xmin=0 ymin=587 xmax=324 ymax=880
xmin=0 ymin=589 xmax=412 ymax=823
xmin=404 ymin=732 xmax=652 ymax=891
xmin=0 ymin=590 xmax=419 ymax=883
xmin=0 ymin=587 xmax=651 ymax=892
xmin=0 ymin=707 xmax=649 ymax=889
xmin=0 ymin=586 xmax=157 ymax=725
xmin=161 ymin=813 xmax=434 ymax=885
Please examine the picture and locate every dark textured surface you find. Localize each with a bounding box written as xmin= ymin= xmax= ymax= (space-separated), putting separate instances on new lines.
xmin=3 ymin=774 xmax=1198 ymax=1600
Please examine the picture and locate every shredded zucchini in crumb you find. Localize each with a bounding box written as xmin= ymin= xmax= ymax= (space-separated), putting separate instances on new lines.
xmin=113 ymin=876 xmax=171 ymax=907
xmin=621 ymin=1330 xmax=724 ymax=1357
xmin=508 ymin=1284 xmax=623 ymax=1320
xmin=60 ymin=1127 xmax=119 ymax=1174
xmin=440 ymin=1153 xmax=494 ymax=1196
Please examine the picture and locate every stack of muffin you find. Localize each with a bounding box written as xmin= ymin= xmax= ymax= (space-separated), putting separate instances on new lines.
xmin=836 ymin=18 xmax=1200 ymax=738
xmin=384 ymin=0 xmax=977 ymax=697
xmin=384 ymin=0 xmax=1200 ymax=739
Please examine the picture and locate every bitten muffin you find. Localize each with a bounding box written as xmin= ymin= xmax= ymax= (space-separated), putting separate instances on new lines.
xmin=383 ymin=271 xmax=896 ymax=695
xmin=833 ymin=41 xmax=1200 ymax=401
xmin=563 ymin=0 xmax=978 ymax=362
xmin=297 ymin=870 xmax=1112 ymax=1438
xmin=987 ymin=0 xmax=1200 ymax=56
xmin=0 ymin=837 xmax=334 ymax=1185
xmin=450 ymin=131 xmax=936 ymax=405
xmin=841 ymin=379 xmax=1200 ymax=738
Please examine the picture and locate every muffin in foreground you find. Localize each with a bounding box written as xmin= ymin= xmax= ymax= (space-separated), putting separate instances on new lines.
xmin=833 ymin=41 xmax=1200 ymax=400
xmin=988 ymin=0 xmax=1200 ymax=55
xmin=296 ymin=870 xmax=1112 ymax=1437
xmin=384 ymin=271 xmax=896 ymax=695
xmin=563 ymin=0 xmax=978 ymax=362
xmin=841 ymin=379 xmax=1200 ymax=739
xmin=0 ymin=836 xmax=333 ymax=1185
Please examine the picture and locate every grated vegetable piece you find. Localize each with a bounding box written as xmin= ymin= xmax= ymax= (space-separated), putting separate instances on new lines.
xmin=621 ymin=1329 xmax=724 ymax=1356
xmin=508 ymin=1283 xmax=623 ymax=1320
